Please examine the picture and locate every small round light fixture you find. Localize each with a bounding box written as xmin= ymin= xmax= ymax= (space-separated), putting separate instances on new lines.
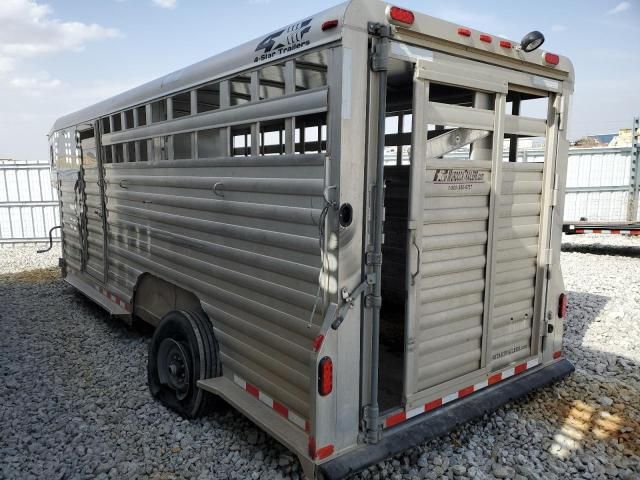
xmin=520 ymin=30 xmax=545 ymax=52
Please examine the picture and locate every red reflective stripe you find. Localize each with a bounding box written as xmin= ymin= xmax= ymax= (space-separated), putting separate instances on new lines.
xmin=385 ymin=411 xmax=406 ymax=427
xmin=488 ymin=373 xmax=502 ymax=385
xmin=246 ymin=383 xmax=259 ymax=398
xmin=458 ymin=385 xmax=474 ymax=398
xmin=273 ymin=401 xmax=288 ymax=417
xmin=315 ymin=444 xmax=334 ymax=460
xmin=308 ymin=436 xmax=316 ymax=457
xmin=312 ymin=334 xmax=324 ymax=352
xmin=612 ymin=230 xmax=621 ymax=234
xmin=514 ymin=363 xmax=527 ymax=375
xmin=425 ymin=398 xmax=442 ymax=411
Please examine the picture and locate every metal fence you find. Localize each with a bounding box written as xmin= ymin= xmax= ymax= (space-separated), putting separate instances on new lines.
xmin=522 ymin=117 xmax=639 ymax=223
xmin=0 ymin=160 xmax=60 ymax=245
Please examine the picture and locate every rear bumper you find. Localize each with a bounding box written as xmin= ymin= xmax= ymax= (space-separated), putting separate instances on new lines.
xmin=319 ymin=358 xmax=574 ymax=480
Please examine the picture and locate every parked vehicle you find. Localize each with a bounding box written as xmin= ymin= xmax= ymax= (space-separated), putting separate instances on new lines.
xmin=49 ymin=1 xmax=575 ymax=478
xmin=562 ymin=118 xmax=640 ymax=236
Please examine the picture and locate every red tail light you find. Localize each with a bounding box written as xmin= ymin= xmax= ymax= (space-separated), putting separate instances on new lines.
xmin=544 ymin=52 xmax=560 ymax=66
xmin=479 ymin=34 xmax=492 ymax=43
xmin=499 ymin=40 xmax=512 ymax=48
xmin=457 ymin=27 xmax=471 ymax=37
xmin=388 ymin=6 xmax=415 ymax=25
xmin=318 ymin=356 xmax=333 ymax=396
xmin=558 ymin=293 xmax=568 ymax=318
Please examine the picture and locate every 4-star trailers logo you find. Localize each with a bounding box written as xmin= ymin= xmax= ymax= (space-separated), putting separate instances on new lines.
xmin=254 ymin=18 xmax=312 ymax=62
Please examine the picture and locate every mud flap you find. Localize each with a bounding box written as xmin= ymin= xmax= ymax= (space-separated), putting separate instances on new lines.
xmin=319 ymin=359 xmax=574 ymax=480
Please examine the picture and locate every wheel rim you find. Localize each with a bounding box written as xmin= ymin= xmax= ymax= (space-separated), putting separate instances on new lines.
xmin=157 ymin=338 xmax=191 ymax=400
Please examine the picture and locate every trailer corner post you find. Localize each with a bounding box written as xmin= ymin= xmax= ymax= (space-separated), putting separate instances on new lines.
xmin=363 ymin=21 xmax=392 ymax=445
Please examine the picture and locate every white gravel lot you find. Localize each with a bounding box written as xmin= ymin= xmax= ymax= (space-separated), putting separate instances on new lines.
xmin=1 ymin=240 xmax=639 ymax=480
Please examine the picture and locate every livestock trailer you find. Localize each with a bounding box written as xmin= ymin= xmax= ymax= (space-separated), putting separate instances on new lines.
xmin=49 ymin=1 xmax=575 ymax=478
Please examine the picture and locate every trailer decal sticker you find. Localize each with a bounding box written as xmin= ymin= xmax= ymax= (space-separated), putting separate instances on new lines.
xmin=432 ymin=168 xmax=487 ymax=191
xmin=233 ymin=374 xmax=309 ymax=432
xmin=432 ymin=169 xmax=486 ymax=184
xmin=254 ymin=18 xmax=312 ymax=62
xmin=384 ymin=357 xmax=541 ymax=428
xmin=492 ymin=343 xmax=528 ymax=360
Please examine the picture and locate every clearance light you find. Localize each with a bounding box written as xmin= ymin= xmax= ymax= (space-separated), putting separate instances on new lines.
xmin=321 ymin=19 xmax=339 ymax=31
xmin=500 ymin=40 xmax=512 ymax=48
xmin=457 ymin=27 xmax=471 ymax=37
xmin=544 ymin=52 xmax=560 ymax=66
xmin=388 ymin=6 xmax=415 ymax=25
xmin=558 ymin=293 xmax=568 ymax=318
xmin=479 ymin=34 xmax=492 ymax=43
xmin=318 ymin=356 xmax=333 ymax=396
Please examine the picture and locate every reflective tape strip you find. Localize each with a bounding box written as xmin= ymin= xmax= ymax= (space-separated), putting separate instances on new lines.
xmin=384 ymin=357 xmax=541 ymax=429
xmin=574 ymin=228 xmax=640 ymax=236
xmin=233 ymin=374 xmax=308 ymax=432
xmin=95 ymin=285 xmax=133 ymax=312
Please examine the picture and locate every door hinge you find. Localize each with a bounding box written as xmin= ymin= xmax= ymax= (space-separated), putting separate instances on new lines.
xmin=551 ymin=188 xmax=559 ymax=207
xmin=366 ymin=251 xmax=383 ymax=266
xmin=368 ymin=23 xmax=393 ymax=72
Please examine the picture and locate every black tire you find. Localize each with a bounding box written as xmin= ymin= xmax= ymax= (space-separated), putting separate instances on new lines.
xmin=148 ymin=310 xmax=220 ymax=418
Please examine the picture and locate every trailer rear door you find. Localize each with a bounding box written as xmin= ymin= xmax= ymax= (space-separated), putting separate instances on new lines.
xmin=402 ymin=50 xmax=561 ymax=407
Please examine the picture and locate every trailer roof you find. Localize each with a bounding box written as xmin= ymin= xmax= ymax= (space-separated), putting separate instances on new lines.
xmin=50 ymin=0 xmax=573 ymax=134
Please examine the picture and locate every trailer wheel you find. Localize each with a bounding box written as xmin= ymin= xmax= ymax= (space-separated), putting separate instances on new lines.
xmin=148 ymin=310 xmax=220 ymax=418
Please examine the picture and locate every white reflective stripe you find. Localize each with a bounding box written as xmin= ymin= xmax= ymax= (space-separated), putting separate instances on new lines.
xmin=621 ymin=230 xmax=631 ymax=235
xmin=584 ymin=229 xmax=593 ymax=233
xmin=442 ymin=392 xmax=459 ymax=404
xmin=474 ymin=380 xmax=488 ymax=391
xmin=406 ymin=406 xmax=424 ymax=419
xmin=258 ymin=390 xmax=273 ymax=407
xmin=288 ymin=411 xmax=306 ymax=430
xmin=601 ymin=230 xmax=611 ymax=234
xmin=233 ymin=375 xmax=246 ymax=389
xmin=526 ymin=358 xmax=540 ymax=369
xmin=502 ymin=367 xmax=515 ymax=379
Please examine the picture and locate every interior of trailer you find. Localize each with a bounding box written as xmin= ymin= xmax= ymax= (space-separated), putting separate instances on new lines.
xmin=376 ymin=56 xmax=550 ymax=413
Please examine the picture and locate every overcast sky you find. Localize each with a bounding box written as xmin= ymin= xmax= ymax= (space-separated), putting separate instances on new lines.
xmin=0 ymin=0 xmax=638 ymax=161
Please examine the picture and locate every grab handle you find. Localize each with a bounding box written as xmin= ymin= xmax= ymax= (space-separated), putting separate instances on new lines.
xmin=410 ymin=230 xmax=421 ymax=286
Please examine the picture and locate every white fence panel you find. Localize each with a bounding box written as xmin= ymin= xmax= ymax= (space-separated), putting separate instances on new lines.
xmin=0 ymin=160 xmax=60 ymax=245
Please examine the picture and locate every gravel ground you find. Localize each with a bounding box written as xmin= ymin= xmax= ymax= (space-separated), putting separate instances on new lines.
xmin=1 ymin=241 xmax=639 ymax=480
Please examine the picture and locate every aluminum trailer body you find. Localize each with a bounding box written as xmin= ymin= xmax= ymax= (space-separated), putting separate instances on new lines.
xmin=49 ymin=2 xmax=575 ymax=478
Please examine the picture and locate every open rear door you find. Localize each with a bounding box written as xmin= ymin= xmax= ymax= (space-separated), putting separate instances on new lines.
xmin=402 ymin=50 xmax=561 ymax=410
